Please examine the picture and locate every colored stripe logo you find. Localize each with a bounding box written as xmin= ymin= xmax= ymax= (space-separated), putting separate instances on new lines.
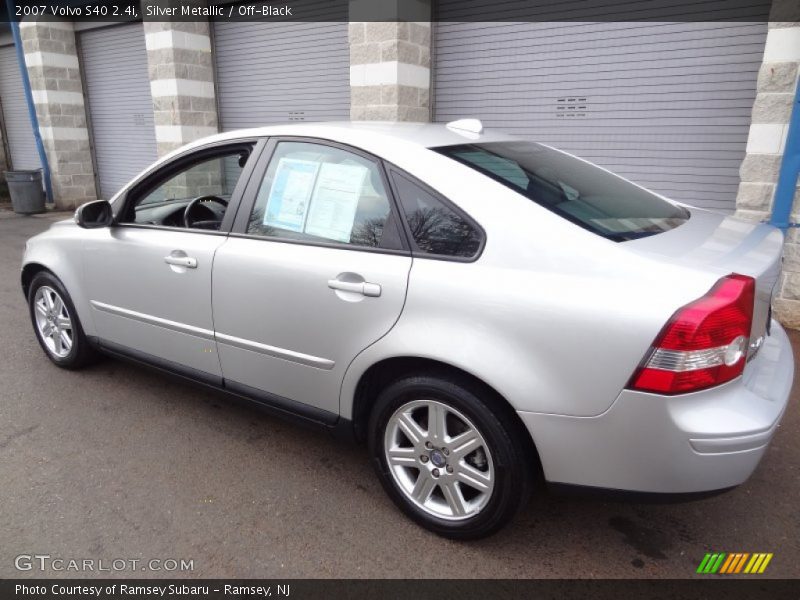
xmin=697 ymin=552 xmax=773 ymax=574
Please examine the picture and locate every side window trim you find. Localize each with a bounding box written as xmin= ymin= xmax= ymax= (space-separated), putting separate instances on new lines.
xmin=383 ymin=164 xmax=486 ymax=263
xmin=229 ymin=136 xmax=412 ymax=255
xmin=114 ymin=138 xmax=266 ymax=235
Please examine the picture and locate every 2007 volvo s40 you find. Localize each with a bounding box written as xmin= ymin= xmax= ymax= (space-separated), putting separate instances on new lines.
xmin=22 ymin=121 xmax=793 ymax=539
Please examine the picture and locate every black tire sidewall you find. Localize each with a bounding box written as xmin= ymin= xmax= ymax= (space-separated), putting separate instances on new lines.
xmin=368 ymin=374 xmax=529 ymax=540
xmin=28 ymin=272 xmax=90 ymax=369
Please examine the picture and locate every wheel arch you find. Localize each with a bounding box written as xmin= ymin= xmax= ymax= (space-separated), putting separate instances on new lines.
xmin=21 ymin=262 xmax=51 ymax=299
xmin=348 ymin=355 xmax=543 ymax=479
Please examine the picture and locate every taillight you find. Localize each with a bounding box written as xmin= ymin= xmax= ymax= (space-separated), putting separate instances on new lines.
xmin=628 ymin=274 xmax=755 ymax=395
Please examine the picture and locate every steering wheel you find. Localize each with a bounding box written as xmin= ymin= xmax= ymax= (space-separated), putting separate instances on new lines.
xmin=183 ymin=195 xmax=229 ymax=230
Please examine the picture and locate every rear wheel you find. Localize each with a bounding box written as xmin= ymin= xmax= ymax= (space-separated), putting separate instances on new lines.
xmin=28 ymin=271 xmax=97 ymax=369
xmin=368 ymin=373 xmax=532 ymax=539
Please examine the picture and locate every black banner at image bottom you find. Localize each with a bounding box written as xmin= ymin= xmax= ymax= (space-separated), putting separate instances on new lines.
xmin=2 ymin=579 xmax=799 ymax=600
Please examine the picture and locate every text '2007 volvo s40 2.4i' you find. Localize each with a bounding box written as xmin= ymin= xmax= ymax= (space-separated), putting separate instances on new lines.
xmin=22 ymin=120 xmax=793 ymax=539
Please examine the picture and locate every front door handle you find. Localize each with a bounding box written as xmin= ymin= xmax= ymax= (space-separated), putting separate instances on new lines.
xmin=164 ymin=255 xmax=197 ymax=268
xmin=327 ymin=279 xmax=382 ymax=297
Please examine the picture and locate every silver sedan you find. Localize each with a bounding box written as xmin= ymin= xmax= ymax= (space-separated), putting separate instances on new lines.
xmin=22 ymin=121 xmax=794 ymax=539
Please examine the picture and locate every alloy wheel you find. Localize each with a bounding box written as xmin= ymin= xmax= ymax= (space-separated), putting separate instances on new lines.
xmin=33 ymin=286 xmax=74 ymax=358
xmin=384 ymin=399 xmax=495 ymax=520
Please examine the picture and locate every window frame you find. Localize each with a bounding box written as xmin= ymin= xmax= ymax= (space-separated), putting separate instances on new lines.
xmin=383 ymin=164 xmax=486 ymax=263
xmin=113 ymin=138 xmax=266 ymax=236
xmin=229 ymin=136 xmax=412 ymax=256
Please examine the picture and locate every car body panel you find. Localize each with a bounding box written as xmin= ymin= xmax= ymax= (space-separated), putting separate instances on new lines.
xmin=82 ymin=226 xmax=226 ymax=376
xmin=212 ymin=237 xmax=412 ymax=414
xmin=518 ymin=320 xmax=793 ymax=493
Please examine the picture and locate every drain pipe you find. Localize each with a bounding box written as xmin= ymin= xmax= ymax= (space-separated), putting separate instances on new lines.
xmin=6 ymin=8 xmax=54 ymax=206
xmin=769 ymin=78 xmax=800 ymax=233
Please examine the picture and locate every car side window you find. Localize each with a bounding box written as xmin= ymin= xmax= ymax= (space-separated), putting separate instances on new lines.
xmin=390 ymin=172 xmax=482 ymax=258
xmin=246 ymin=142 xmax=393 ymax=249
xmin=121 ymin=146 xmax=252 ymax=228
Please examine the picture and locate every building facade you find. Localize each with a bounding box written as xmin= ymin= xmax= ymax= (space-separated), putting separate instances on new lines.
xmin=0 ymin=0 xmax=798 ymax=324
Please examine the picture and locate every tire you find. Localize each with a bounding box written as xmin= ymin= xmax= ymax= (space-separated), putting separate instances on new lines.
xmin=28 ymin=271 xmax=98 ymax=369
xmin=368 ymin=372 xmax=532 ymax=539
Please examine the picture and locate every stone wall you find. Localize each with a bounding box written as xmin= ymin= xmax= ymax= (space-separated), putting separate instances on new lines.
xmin=349 ymin=22 xmax=431 ymax=121
xmin=735 ymin=2 xmax=800 ymax=328
xmin=143 ymin=19 xmax=218 ymax=157
xmin=19 ymin=19 xmax=97 ymax=208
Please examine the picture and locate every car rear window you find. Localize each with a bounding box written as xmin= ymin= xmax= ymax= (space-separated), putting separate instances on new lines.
xmin=434 ymin=141 xmax=689 ymax=241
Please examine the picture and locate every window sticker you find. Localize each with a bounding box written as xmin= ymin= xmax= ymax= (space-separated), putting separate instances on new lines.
xmin=263 ymin=158 xmax=320 ymax=232
xmin=304 ymin=163 xmax=368 ymax=243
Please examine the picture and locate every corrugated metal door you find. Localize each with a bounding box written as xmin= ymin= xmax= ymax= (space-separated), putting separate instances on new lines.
xmin=0 ymin=44 xmax=40 ymax=170
xmin=79 ymin=23 xmax=157 ymax=199
xmin=433 ymin=16 xmax=769 ymax=212
xmin=213 ymin=1 xmax=350 ymax=130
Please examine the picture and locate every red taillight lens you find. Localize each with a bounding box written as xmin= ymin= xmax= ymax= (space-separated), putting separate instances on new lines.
xmin=628 ymin=274 xmax=755 ymax=395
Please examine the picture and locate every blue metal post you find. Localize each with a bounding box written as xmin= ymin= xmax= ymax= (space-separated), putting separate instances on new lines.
xmin=769 ymin=78 xmax=800 ymax=232
xmin=6 ymin=5 xmax=55 ymax=206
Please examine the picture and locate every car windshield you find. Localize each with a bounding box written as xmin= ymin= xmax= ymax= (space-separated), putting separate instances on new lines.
xmin=434 ymin=141 xmax=690 ymax=242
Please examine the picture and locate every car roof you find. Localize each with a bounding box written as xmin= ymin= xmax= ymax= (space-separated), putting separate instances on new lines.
xmin=168 ymin=121 xmax=518 ymax=159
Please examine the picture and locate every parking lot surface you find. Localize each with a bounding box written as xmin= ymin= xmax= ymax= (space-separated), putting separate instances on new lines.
xmin=1 ymin=211 xmax=798 ymax=578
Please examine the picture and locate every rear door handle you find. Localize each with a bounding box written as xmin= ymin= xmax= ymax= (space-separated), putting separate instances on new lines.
xmin=327 ymin=279 xmax=382 ymax=297
xmin=164 ymin=255 xmax=197 ymax=268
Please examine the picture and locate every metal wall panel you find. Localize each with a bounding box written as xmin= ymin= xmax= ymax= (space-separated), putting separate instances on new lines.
xmin=0 ymin=44 xmax=40 ymax=170
xmin=214 ymin=1 xmax=350 ymax=131
xmin=433 ymin=13 xmax=769 ymax=212
xmin=79 ymin=23 xmax=157 ymax=199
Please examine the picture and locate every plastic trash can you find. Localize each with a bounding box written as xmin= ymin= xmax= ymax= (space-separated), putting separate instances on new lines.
xmin=5 ymin=170 xmax=45 ymax=215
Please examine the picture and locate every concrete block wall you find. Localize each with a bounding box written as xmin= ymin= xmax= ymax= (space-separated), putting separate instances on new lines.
xmin=349 ymin=22 xmax=431 ymax=121
xmin=143 ymin=20 xmax=218 ymax=157
xmin=19 ymin=19 xmax=97 ymax=209
xmin=735 ymin=2 xmax=800 ymax=328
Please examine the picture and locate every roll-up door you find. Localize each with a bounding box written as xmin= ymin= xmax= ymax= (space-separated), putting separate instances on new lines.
xmin=213 ymin=1 xmax=350 ymax=130
xmin=433 ymin=6 xmax=769 ymax=212
xmin=0 ymin=44 xmax=40 ymax=170
xmin=79 ymin=23 xmax=157 ymax=199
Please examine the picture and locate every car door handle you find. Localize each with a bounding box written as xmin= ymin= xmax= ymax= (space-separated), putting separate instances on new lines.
xmin=164 ymin=255 xmax=197 ymax=268
xmin=327 ymin=279 xmax=382 ymax=297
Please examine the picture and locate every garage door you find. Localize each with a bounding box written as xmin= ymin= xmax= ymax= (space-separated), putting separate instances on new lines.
xmin=433 ymin=14 xmax=769 ymax=212
xmin=213 ymin=1 xmax=350 ymax=131
xmin=80 ymin=23 xmax=157 ymax=199
xmin=0 ymin=44 xmax=40 ymax=170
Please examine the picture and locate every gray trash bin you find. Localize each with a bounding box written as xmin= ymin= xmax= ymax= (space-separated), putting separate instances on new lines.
xmin=5 ymin=170 xmax=46 ymax=215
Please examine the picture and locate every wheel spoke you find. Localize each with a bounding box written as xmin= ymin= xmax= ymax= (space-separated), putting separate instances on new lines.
xmin=396 ymin=411 xmax=425 ymax=447
xmin=440 ymin=480 xmax=468 ymax=517
xmin=410 ymin=472 xmax=437 ymax=503
xmin=57 ymin=316 xmax=72 ymax=330
xmin=387 ymin=446 xmax=417 ymax=466
xmin=60 ymin=330 xmax=72 ymax=351
xmin=52 ymin=295 xmax=63 ymax=315
xmin=449 ymin=428 xmax=481 ymax=459
xmin=52 ymin=330 xmax=63 ymax=354
xmin=455 ymin=462 xmax=492 ymax=492
xmin=35 ymin=301 xmax=48 ymax=317
xmin=41 ymin=323 xmax=53 ymax=337
xmin=428 ymin=403 xmax=448 ymax=444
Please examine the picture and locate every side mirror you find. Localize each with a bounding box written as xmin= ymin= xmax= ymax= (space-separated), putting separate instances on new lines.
xmin=74 ymin=200 xmax=113 ymax=229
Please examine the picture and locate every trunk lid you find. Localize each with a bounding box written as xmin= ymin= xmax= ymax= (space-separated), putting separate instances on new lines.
xmin=623 ymin=208 xmax=784 ymax=352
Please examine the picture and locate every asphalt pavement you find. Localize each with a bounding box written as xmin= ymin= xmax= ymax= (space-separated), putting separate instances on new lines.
xmin=1 ymin=210 xmax=798 ymax=579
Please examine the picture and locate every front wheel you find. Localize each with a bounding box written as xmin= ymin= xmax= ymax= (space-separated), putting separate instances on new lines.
xmin=28 ymin=271 xmax=98 ymax=369
xmin=368 ymin=373 xmax=532 ymax=539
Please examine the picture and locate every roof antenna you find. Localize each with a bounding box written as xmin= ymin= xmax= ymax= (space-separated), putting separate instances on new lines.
xmin=446 ymin=119 xmax=484 ymax=134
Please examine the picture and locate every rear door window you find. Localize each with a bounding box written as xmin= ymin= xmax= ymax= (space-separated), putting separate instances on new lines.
xmin=435 ymin=142 xmax=689 ymax=241
xmin=390 ymin=172 xmax=482 ymax=259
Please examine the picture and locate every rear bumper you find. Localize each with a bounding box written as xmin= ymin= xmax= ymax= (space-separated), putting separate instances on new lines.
xmin=518 ymin=320 xmax=794 ymax=494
